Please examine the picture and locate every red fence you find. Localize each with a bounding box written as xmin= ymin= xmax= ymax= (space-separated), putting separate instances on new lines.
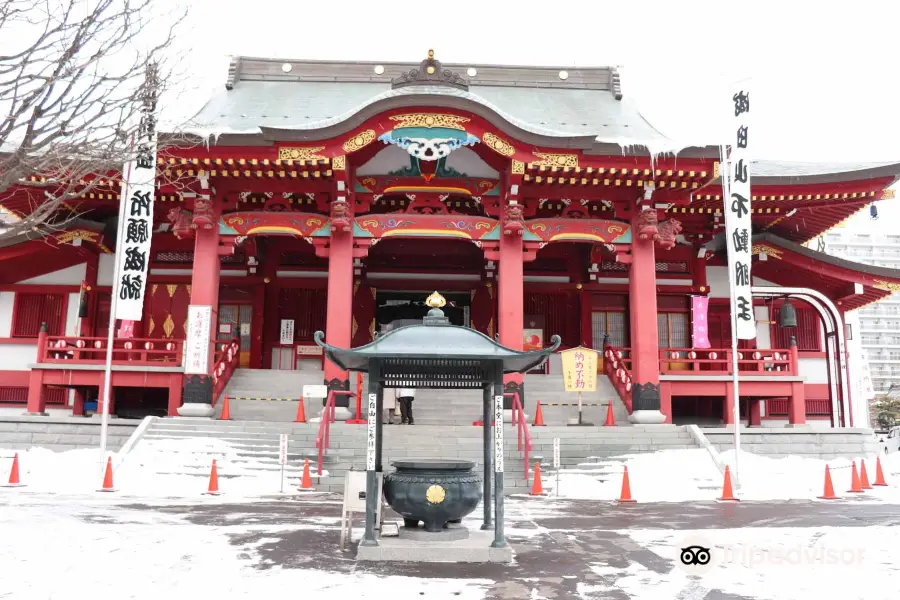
xmin=212 ymin=339 xmax=241 ymax=405
xmin=40 ymin=335 xmax=184 ymax=365
xmin=659 ymin=348 xmax=798 ymax=375
xmin=603 ymin=346 xmax=633 ymax=412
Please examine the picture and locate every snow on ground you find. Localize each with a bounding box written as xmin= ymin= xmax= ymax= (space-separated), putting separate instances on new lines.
xmin=542 ymin=448 xmax=900 ymax=502
xmin=0 ymin=439 xmax=330 ymax=501
xmin=0 ymin=501 xmax=492 ymax=600
xmin=4 ymin=440 xmax=900 ymax=502
xmin=610 ymin=526 xmax=900 ymax=600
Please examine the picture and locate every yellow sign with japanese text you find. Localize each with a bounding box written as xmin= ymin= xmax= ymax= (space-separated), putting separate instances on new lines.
xmin=560 ymin=346 xmax=598 ymax=393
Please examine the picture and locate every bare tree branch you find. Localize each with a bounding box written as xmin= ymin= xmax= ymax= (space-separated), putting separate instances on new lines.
xmin=0 ymin=0 xmax=190 ymax=242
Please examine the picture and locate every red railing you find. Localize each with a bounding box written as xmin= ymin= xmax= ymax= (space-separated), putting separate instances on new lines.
xmin=659 ymin=348 xmax=798 ymax=375
xmin=315 ymin=390 xmax=353 ymax=476
xmin=604 ymin=345 xmax=633 ymax=412
xmin=39 ymin=334 xmax=184 ymax=365
xmin=212 ymin=339 xmax=241 ymax=406
xmin=507 ymin=392 xmax=532 ymax=481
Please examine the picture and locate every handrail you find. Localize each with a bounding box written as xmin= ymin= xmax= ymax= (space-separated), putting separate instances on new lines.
xmin=659 ymin=347 xmax=796 ymax=375
xmin=604 ymin=345 xmax=633 ymax=413
xmin=211 ymin=339 xmax=240 ymax=406
xmin=39 ymin=334 xmax=185 ymax=366
xmin=506 ymin=392 xmax=532 ymax=481
xmin=315 ymin=390 xmax=353 ymax=476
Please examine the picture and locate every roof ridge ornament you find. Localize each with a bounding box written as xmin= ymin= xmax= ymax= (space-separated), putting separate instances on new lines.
xmin=423 ymin=291 xmax=450 ymax=325
xmin=392 ymin=49 xmax=469 ymax=91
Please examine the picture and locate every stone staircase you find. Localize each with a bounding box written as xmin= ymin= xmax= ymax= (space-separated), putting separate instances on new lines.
xmin=219 ymin=353 xmax=631 ymax=428
xmin=134 ymin=417 xmax=702 ymax=495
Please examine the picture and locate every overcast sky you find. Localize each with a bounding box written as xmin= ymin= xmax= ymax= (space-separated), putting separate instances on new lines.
xmin=180 ymin=0 xmax=900 ymax=165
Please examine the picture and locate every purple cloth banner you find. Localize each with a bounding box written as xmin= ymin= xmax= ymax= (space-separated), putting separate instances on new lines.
xmin=691 ymin=296 xmax=711 ymax=349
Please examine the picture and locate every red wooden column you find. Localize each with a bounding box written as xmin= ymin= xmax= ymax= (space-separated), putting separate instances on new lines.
xmin=178 ymin=193 xmax=221 ymax=415
xmin=788 ymin=337 xmax=807 ymax=425
xmin=498 ymin=186 xmax=525 ymax=409
xmin=323 ymin=178 xmax=354 ymax=400
xmin=79 ymin=252 xmax=99 ymax=336
xmin=628 ymin=209 xmax=666 ymax=424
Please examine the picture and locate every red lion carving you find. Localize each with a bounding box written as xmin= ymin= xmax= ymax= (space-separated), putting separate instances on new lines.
xmin=655 ymin=219 xmax=683 ymax=250
xmin=502 ymin=203 xmax=525 ymax=236
xmin=330 ymin=198 xmax=352 ymax=233
xmin=167 ymin=207 xmax=194 ymax=239
xmin=635 ymin=208 xmax=659 ymax=240
xmin=191 ymin=198 xmax=216 ymax=230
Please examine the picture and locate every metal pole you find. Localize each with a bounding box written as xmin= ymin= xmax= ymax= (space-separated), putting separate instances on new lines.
xmin=721 ymin=144 xmax=740 ymax=487
xmin=481 ymin=381 xmax=492 ymax=530
xmin=99 ymin=143 xmax=134 ymax=458
xmin=577 ymin=391 xmax=583 ymax=425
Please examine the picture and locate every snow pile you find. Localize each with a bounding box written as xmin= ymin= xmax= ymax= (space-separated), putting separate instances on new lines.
xmin=543 ymin=448 xmax=900 ymax=502
xmin=0 ymin=438 xmax=329 ymax=499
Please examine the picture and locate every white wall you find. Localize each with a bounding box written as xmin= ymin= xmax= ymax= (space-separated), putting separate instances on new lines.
xmin=98 ymin=254 xmax=115 ymax=286
xmin=18 ymin=263 xmax=86 ymax=285
xmin=0 ymin=292 xmax=14 ymax=337
xmin=755 ymin=306 xmax=771 ymax=349
xmin=798 ymin=357 xmax=829 ymax=384
xmin=64 ymin=292 xmax=81 ymax=336
xmin=0 ymin=343 xmax=38 ymax=369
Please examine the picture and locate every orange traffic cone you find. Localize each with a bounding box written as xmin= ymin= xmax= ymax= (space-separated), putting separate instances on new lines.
xmin=873 ymin=456 xmax=889 ymax=486
xmin=848 ymin=460 xmax=863 ymax=493
xmin=860 ymin=459 xmax=872 ymax=489
xmin=818 ymin=465 xmax=839 ymax=499
xmin=219 ymin=395 xmax=232 ymax=420
xmin=617 ymin=466 xmax=636 ymax=503
xmin=530 ymin=462 xmax=544 ymax=496
xmin=205 ymin=459 xmax=220 ymax=495
xmin=818 ymin=465 xmax=840 ymax=499
xmin=294 ymin=399 xmax=307 ymax=424
xmin=2 ymin=453 xmax=23 ymax=487
xmin=604 ymin=402 xmax=616 ymax=427
xmin=299 ymin=459 xmax=313 ymax=490
xmin=98 ymin=457 xmax=116 ymax=492
xmin=718 ymin=465 xmax=739 ymax=501
xmin=532 ymin=403 xmax=546 ymax=426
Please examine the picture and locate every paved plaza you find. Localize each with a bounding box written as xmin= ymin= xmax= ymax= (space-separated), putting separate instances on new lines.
xmin=2 ymin=491 xmax=897 ymax=599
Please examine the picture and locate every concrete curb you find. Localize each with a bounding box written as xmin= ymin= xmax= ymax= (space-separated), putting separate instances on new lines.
xmin=687 ymin=424 xmax=728 ymax=479
xmin=118 ymin=415 xmax=156 ymax=457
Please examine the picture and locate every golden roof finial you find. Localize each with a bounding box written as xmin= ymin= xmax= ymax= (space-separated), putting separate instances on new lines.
xmin=427 ymin=48 xmax=435 ymax=60
xmin=425 ymin=290 xmax=446 ymax=308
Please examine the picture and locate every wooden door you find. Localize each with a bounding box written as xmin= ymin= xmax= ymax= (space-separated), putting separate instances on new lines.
xmin=218 ymin=304 xmax=253 ymax=368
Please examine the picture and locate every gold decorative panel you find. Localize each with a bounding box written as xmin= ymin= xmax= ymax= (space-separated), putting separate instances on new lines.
xmin=278 ymin=146 xmax=327 ymax=161
xmin=874 ymin=280 xmax=900 ymax=292
xmin=343 ymin=130 xmax=376 ymax=153
xmin=530 ymin=153 xmax=579 ymax=168
xmin=332 ymin=155 xmax=346 ymax=170
xmin=163 ymin=314 xmax=175 ymax=338
xmin=511 ymin=160 xmax=525 ymax=174
xmin=166 ymin=284 xmax=178 ymax=297
xmin=752 ymin=244 xmax=783 ymax=260
xmin=147 ymin=317 xmax=155 ymax=336
xmin=389 ymin=114 xmax=469 ymax=130
xmin=483 ymin=132 xmax=515 ymax=157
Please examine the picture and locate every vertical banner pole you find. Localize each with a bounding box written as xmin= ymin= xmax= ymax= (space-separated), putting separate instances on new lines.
xmin=99 ymin=149 xmax=132 ymax=457
xmin=721 ymin=82 xmax=755 ymax=489
xmin=577 ymin=391 xmax=583 ymax=425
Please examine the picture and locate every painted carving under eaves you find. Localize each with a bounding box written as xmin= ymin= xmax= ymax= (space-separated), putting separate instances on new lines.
xmin=378 ymin=113 xmax=480 ymax=162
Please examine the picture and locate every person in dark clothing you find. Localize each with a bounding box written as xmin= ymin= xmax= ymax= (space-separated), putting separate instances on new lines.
xmin=397 ymin=386 xmax=415 ymax=425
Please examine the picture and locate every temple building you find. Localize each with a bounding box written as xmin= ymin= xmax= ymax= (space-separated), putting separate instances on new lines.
xmin=1 ymin=51 xmax=899 ymax=428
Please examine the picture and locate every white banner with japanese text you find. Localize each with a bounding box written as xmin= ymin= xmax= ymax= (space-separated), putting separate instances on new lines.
xmin=114 ymin=63 xmax=159 ymax=320
xmin=723 ymin=85 xmax=757 ymax=340
xmin=184 ymin=305 xmax=212 ymax=375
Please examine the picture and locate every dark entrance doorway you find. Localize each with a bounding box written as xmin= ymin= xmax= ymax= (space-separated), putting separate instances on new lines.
xmin=375 ymin=290 xmax=470 ymax=333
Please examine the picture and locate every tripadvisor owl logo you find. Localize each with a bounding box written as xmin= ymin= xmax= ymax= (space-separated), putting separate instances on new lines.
xmin=675 ymin=535 xmax=718 ymax=575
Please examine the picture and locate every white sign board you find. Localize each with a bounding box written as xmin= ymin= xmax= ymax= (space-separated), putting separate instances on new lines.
xmin=303 ymin=384 xmax=328 ymax=399
xmin=296 ymin=345 xmax=324 ymax=356
xmin=280 ymin=319 xmax=295 ymax=345
xmin=279 ymin=434 xmax=288 ymax=466
xmin=240 ymin=323 xmax=251 ymax=336
xmin=494 ymin=394 xmax=504 ymax=473
xmin=113 ymin=64 xmax=158 ymax=321
xmin=553 ymin=438 xmax=560 ymax=469
xmin=366 ymin=393 xmax=377 ymax=471
xmin=184 ymin=305 xmax=212 ymax=375
xmin=722 ymin=86 xmax=757 ymax=340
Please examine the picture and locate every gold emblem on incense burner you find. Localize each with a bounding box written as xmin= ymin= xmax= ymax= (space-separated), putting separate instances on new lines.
xmin=426 ymin=484 xmax=446 ymax=504
xmin=425 ymin=291 xmax=446 ymax=308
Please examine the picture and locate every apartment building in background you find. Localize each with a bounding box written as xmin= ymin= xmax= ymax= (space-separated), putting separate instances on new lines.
xmin=823 ymin=227 xmax=900 ymax=394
